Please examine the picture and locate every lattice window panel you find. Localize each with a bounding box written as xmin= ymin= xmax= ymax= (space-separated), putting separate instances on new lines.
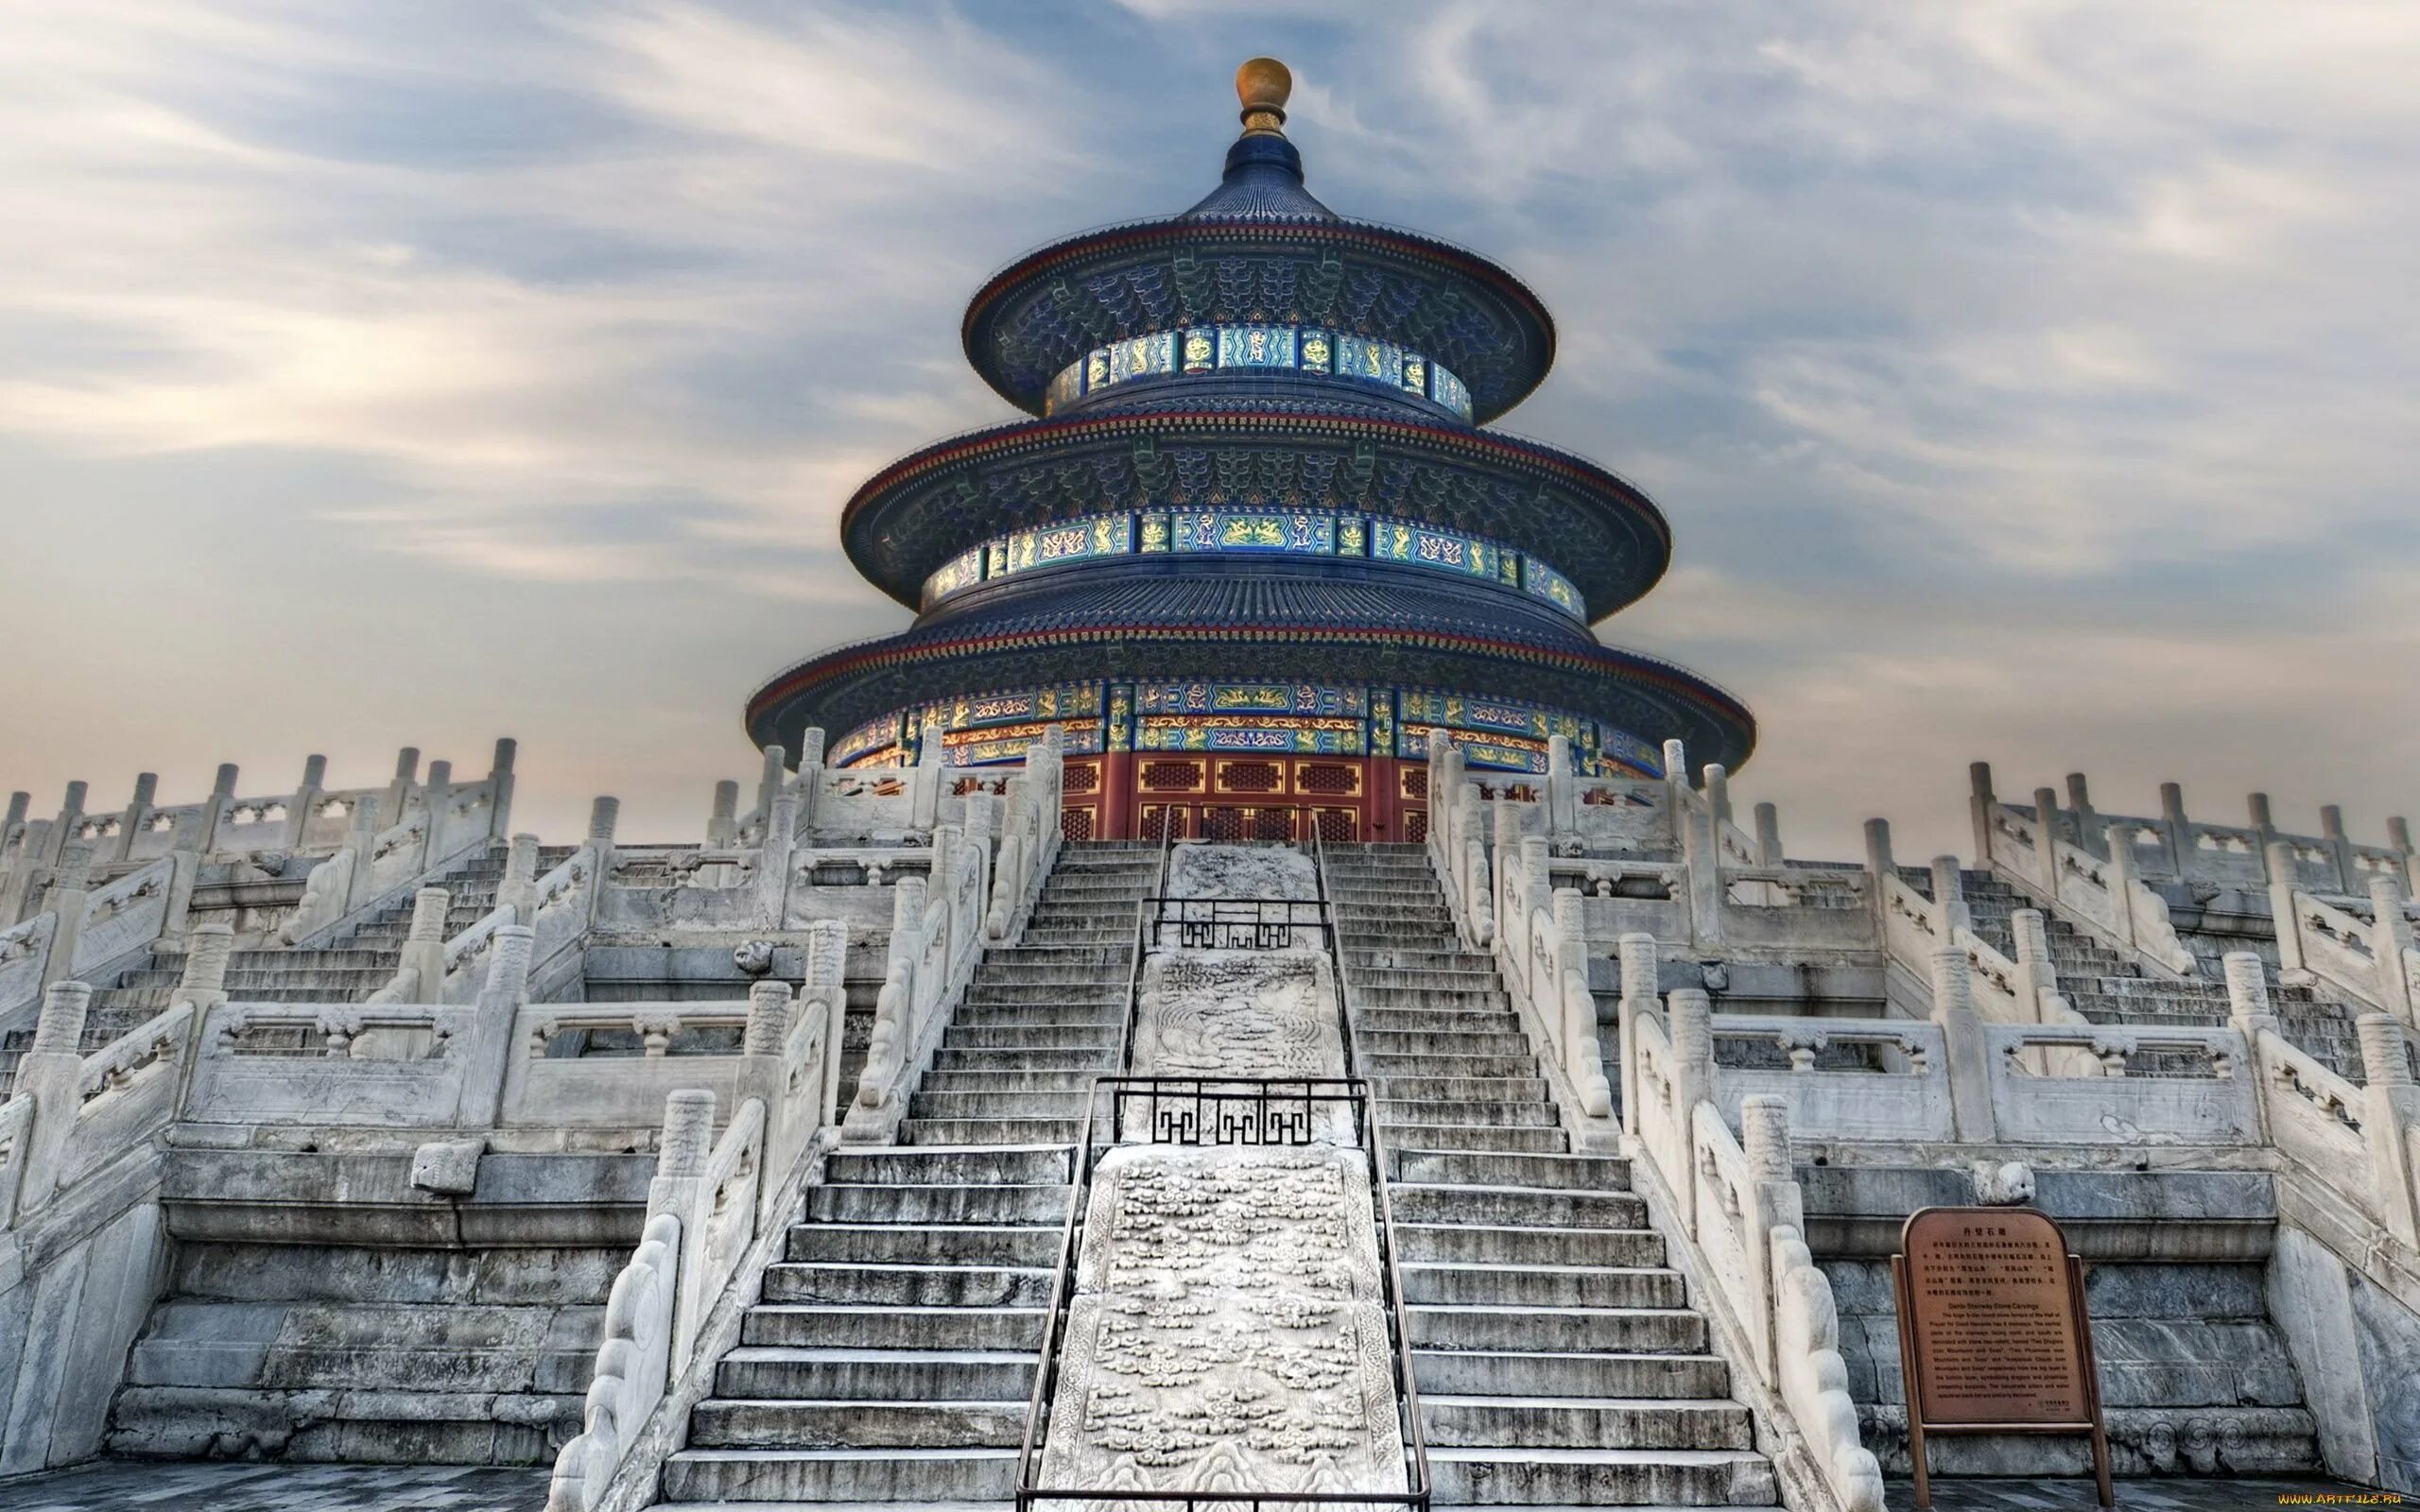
xmin=1217 ymin=760 xmax=1283 ymax=794
xmin=1313 ymin=808 xmax=1357 ymax=843
xmin=1061 ymin=806 xmax=1097 ymax=842
xmin=1400 ymin=767 xmax=1427 ymax=799
xmin=1201 ymin=806 xmax=1250 ymax=842
xmin=1252 ymin=808 xmax=1293 ymax=841
xmin=1141 ymin=760 xmax=1205 ymax=792
xmin=1296 ymin=763 xmax=1357 ymax=796
xmin=1063 ymin=761 xmax=1101 ymax=795
xmin=1403 ymin=809 xmax=1428 ymax=844
xmin=1141 ymin=805 xmax=1188 ymax=840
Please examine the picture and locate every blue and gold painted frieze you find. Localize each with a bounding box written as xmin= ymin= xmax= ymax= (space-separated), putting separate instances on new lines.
xmin=921 ymin=506 xmax=1587 ymax=617
xmin=1044 ymin=322 xmax=1474 ymax=421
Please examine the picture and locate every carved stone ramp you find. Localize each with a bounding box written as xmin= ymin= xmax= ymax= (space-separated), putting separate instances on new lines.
xmin=1323 ymin=841 xmax=1781 ymax=1508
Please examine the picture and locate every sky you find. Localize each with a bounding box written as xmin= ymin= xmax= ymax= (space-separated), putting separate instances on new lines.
xmin=1 ymin=1 xmax=2415 ymax=863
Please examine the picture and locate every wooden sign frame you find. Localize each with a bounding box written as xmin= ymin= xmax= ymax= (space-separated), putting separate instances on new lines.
xmin=1892 ymin=1206 xmax=2113 ymax=1509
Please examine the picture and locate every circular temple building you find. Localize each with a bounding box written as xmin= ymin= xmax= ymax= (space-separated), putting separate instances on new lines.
xmin=746 ymin=59 xmax=1753 ymax=843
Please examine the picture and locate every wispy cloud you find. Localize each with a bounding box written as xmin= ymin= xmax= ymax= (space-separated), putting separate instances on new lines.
xmin=0 ymin=1 xmax=2413 ymax=852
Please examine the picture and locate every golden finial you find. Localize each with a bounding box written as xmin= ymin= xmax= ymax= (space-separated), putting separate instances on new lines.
xmin=1236 ymin=57 xmax=1291 ymax=137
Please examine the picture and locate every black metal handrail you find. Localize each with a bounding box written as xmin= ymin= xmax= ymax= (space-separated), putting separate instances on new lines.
xmin=1013 ymin=1074 xmax=1430 ymax=1512
xmin=1112 ymin=823 xmax=1177 ymax=1076
xmin=1141 ymin=894 xmax=1332 ymax=952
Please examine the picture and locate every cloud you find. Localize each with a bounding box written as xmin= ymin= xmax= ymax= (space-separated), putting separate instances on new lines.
xmin=0 ymin=1 xmax=2414 ymax=854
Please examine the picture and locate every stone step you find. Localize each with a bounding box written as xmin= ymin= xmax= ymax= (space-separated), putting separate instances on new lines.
xmin=1423 ymin=1393 xmax=1754 ymax=1451
xmin=931 ymin=1047 xmax=1115 ymax=1073
xmin=1378 ymin=1098 xmax=1561 ymax=1129
xmin=1381 ymin=1122 xmax=1568 ymax=1154
xmin=1390 ymin=1149 xmax=1631 ymax=1191
xmin=122 ymin=1300 xmax=594 ymax=1396
xmin=785 ymin=1225 xmax=1060 ymax=1268
xmin=1404 ymin=1263 xmax=1685 ymax=1309
xmin=823 ymin=1146 xmax=1072 ymax=1188
xmin=740 ymin=1305 xmax=1045 ymax=1352
xmin=1392 ymin=1184 xmax=1646 ymax=1228
xmin=714 ymin=1346 xmax=1038 ymax=1403
xmin=106 ymin=1383 xmax=575 ymax=1464
xmin=942 ymin=1024 xmax=1118 ymax=1050
xmin=902 ymin=1116 xmax=1086 ymax=1147
xmin=959 ymin=979 xmax=1130 ymax=1000
xmin=954 ymin=1000 xmax=1124 ymax=1023
xmin=687 ymin=1397 xmax=1026 ymax=1450
xmin=661 ymin=1445 xmax=1018 ymax=1503
xmin=1410 ymin=1348 xmax=1731 ymax=1400
xmin=1392 ymin=1218 xmax=1666 ymax=1268
xmin=981 ymin=944 xmax=1132 ymax=966
xmin=1353 ymin=986 xmax=1512 ymax=1011
xmin=1367 ymin=1074 xmax=1549 ymax=1103
xmin=1363 ymin=1053 xmax=1539 ymax=1079
xmin=1356 ymin=1028 xmax=1531 ymax=1058
xmin=1343 ymin=948 xmax=1496 ymax=971
xmin=1427 ymin=1445 xmax=1777 ymax=1506
xmin=1410 ymin=1303 xmax=1706 ymax=1354
xmin=920 ymin=1069 xmax=1102 ymax=1095
xmin=908 ymin=1091 xmax=1093 ymax=1122
xmin=804 ymin=1184 xmax=1069 ymax=1226
xmin=760 ymin=1263 xmax=1055 ymax=1309
xmin=1355 ymin=1006 xmax=1524 ymax=1035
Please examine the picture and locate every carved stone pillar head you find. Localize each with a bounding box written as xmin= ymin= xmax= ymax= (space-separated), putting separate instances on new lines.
xmin=746 ymin=980 xmax=795 ymax=1057
xmin=33 ymin=980 xmax=93 ymax=1057
xmin=181 ymin=922 xmax=236 ymax=998
xmin=408 ymin=887 xmax=451 ymax=942
xmin=656 ymin=1088 xmax=717 ymax=1177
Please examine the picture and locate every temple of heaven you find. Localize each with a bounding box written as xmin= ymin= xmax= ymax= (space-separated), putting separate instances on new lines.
xmin=745 ymin=58 xmax=1754 ymax=843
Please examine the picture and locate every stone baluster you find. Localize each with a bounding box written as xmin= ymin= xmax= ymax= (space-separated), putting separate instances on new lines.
xmin=2102 ymin=822 xmax=2141 ymax=949
xmin=2265 ymin=840 xmax=2308 ymax=980
xmin=1929 ymin=946 xmax=1994 ymax=1142
xmin=2010 ymin=909 xmax=2057 ymax=1022
xmin=1863 ymin=817 xmax=1894 ymax=936
xmin=1753 ymin=802 xmax=1783 ymax=868
xmin=1688 ymin=766 xmax=1727 ymax=947
xmin=1667 ymin=988 xmax=1714 ymax=1228
xmin=420 ymin=760 xmax=454 ymax=868
xmin=1662 ymin=739 xmax=1688 ymax=850
xmin=179 ymin=922 xmax=235 ymax=1012
xmin=40 ymin=845 xmax=94 ymax=988
xmin=2247 ymin=792 xmax=2279 ymax=864
xmin=753 ymin=744 xmax=786 ymax=838
xmin=2158 ymin=781 xmax=2190 ymax=880
xmin=197 ymin=765 xmax=237 ymax=855
xmin=756 ymin=791 xmax=796 ymax=929
xmin=1739 ymin=1093 xmax=1801 ymax=1384
xmin=2321 ymin=805 xmax=2358 ymax=895
xmin=648 ymin=1088 xmax=716 ymax=1220
xmin=341 ymin=795 xmax=379 ymax=914
xmin=2356 ymin=1014 xmax=2420 ymax=1247
xmin=486 ymin=738 xmax=519 ymax=838
xmin=384 ymin=747 xmax=422 ymax=837
xmin=910 ymin=739 xmax=944 ymax=832
xmin=2066 ymin=772 xmax=2098 ymax=855
xmin=17 ymin=981 xmax=95 ymax=1211
xmin=1617 ymin=933 xmax=1658 ymax=1138
xmin=42 ymin=782 xmax=87 ymax=868
xmin=1547 ymin=733 xmax=1575 ymax=838
xmin=1929 ymin=855 xmax=1969 ymax=937
xmin=116 ymin=773 xmax=159 ymax=862
xmin=1967 ymin=763 xmax=1996 ymax=868
xmin=2392 ymin=816 xmax=2416 ymax=894
xmin=499 ymin=834 xmax=541 ymax=922
xmin=401 ymin=887 xmax=450 ymax=1003
xmin=2223 ymin=952 xmax=2277 ymax=1141
xmin=280 ymin=757 xmax=325 ymax=850
xmin=2031 ymin=787 xmax=2063 ymax=896
xmin=1 ymin=790 xmax=27 ymax=862
xmin=455 ymin=925 xmax=535 ymax=1128
xmin=706 ymin=781 xmax=740 ymax=848
xmin=804 ymin=918 xmax=849 ymax=1127
xmin=2369 ymin=878 xmax=2416 ymax=1023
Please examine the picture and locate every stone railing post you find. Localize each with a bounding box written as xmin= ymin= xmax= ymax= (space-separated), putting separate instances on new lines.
xmin=42 ymin=781 xmax=87 ymax=868
xmin=793 ymin=730 xmax=824 ymax=834
xmin=2158 ymin=781 xmax=2190 ymax=878
xmin=2102 ymin=823 xmax=2141 ymax=949
xmin=17 ymin=981 xmax=95 ymax=1211
xmin=2391 ymin=816 xmax=2416 ymax=894
xmin=2265 ymin=841 xmax=2308 ymax=979
xmin=757 ymin=792 xmax=797 ymax=929
xmin=178 ymin=922 xmax=235 ymax=1011
xmin=420 ymin=760 xmax=454 ymax=868
xmin=2031 ymin=787 xmax=2063 ymax=895
xmin=118 ymin=772 xmax=161 ymax=862
xmin=2322 ymin=805 xmax=2358 ymax=895
xmin=752 ymin=744 xmax=787 ymax=840
xmin=341 ymin=795 xmax=379 ymax=911
xmin=804 ymin=918 xmax=849 ymax=1127
xmin=585 ymin=795 xmax=619 ymax=886
xmin=1967 ymin=763 xmax=1996 ymax=868
xmin=1739 ymin=1092 xmax=1801 ymax=1385
xmin=1704 ymin=763 xmax=1732 ymax=830
xmin=39 ymin=846 xmax=94 ymax=988
xmin=499 ymin=833 xmax=541 ymax=921
xmin=1753 ymin=802 xmax=1783 ymax=868
xmin=401 ymin=888 xmax=449 ymax=1003
xmin=279 ymin=759 xmax=322 ymax=851
xmin=1929 ymin=855 xmax=1969 ymax=936
xmin=2369 ymin=878 xmax=2416 ymax=1023
xmin=1 ymin=790 xmax=27 ymax=862
xmin=910 ymin=740 xmax=944 ymax=832
xmin=1864 ymin=818 xmax=1894 ymax=935
xmin=1687 ymin=768 xmax=1725 ymax=947
xmin=1661 ymin=739 xmax=1688 ymax=841
xmin=1929 ymin=946 xmax=1994 ymax=1142
xmin=384 ymin=747 xmax=421 ymax=838
xmin=1667 ymin=988 xmax=1714 ymax=1230
xmin=740 ymin=978 xmax=794 ymax=1117
xmin=2066 ymin=772 xmax=2098 ymax=855
xmin=2223 ymin=952 xmax=2278 ymax=1141
xmin=2010 ymin=909 xmax=2056 ymax=1022
xmin=648 ymin=1088 xmax=716 ymax=1221
xmin=455 ymin=925 xmax=535 ymax=1128
xmin=706 ymin=781 xmax=740 ymax=848
xmin=197 ymin=765 xmax=236 ymax=855
xmin=2248 ymin=792 xmax=2279 ymax=863
xmin=1617 ymin=933 xmax=1658 ymax=1138
xmin=486 ymin=738 xmax=518 ymax=838
xmin=2355 ymin=1014 xmax=2420 ymax=1248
